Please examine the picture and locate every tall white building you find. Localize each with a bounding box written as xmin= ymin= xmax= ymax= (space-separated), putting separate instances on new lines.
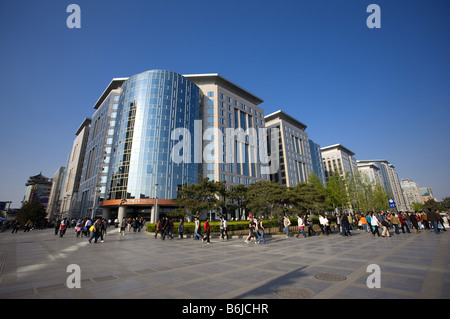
xmin=357 ymin=160 xmax=409 ymax=211
xmin=264 ymin=110 xmax=314 ymax=187
xmin=184 ymin=73 xmax=268 ymax=187
xmin=401 ymin=179 xmax=424 ymax=208
xmin=321 ymin=144 xmax=358 ymax=181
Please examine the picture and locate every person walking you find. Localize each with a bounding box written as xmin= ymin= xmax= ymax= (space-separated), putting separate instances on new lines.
xmin=219 ymin=217 xmax=229 ymax=240
xmin=178 ymin=219 xmax=184 ymax=239
xmin=371 ymin=213 xmax=381 ymax=237
xmin=202 ymin=217 xmax=211 ymax=244
xmin=24 ymin=220 xmax=32 ymax=232
xmin=341 ymin=213 xmax=352 ymax=236
xmin=426 ymin=208 xmax=440 ymax=234
xmin=59 ymin=218 xmax=68 ymax=238
xmin=154 ymin=218 xmax=163 ymax=239
xmin=193 ymin=217 xmax=203 ymax=240
xmin=11 ymin=220 xmax=20 ymax=234
xmin=296 ymin=215 xmax=306 ymax=238
xmin=54 ymin=219 xmax=60 ymax=235
xmin=399 ymin=212 xmax=411 ymax=233
xmin=306 ymin=214 xmax=316 ymax=237
xmin=409 ymin=212 xmax=420 ymax=234
xmin=245 ymin=217 xmax=257 ymax=243
xmin=390 ymin=213 xmax=400 ymax=234
xmin=119 ymin=217 xmax=127 ymax=236
xmin=89 ymin=219 xmax=102 ymax=243
xmin=256 ymin=217 xmax=266 ymax=244
xmin=283 ymin=215 xmax=291 ymax=238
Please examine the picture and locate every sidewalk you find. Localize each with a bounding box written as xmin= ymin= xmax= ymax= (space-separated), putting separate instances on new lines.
xmin=0 ymin=226 xmax=448 ymax=299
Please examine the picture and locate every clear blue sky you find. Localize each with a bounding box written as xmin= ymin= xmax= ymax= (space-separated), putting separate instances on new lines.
xmin=1 ymin=0 xmax=449 ymax=207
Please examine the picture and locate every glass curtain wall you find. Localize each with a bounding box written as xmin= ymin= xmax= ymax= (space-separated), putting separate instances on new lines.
xmin=107 ymin=70 xmax=201 ymax=200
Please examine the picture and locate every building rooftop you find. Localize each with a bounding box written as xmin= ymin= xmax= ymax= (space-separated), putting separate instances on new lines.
xmin=320 ymin=144 xmax=355 ymax=156
xmin=183 ymin=73 xmax=264 ymax=105
xmin=264 ymin=110 xmax=307 ymax=131
xmin=93 ymin=77 xmax=128 ymax=110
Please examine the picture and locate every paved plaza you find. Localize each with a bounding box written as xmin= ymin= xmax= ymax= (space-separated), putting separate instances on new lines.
xmin=0 ymin=225 xmax=449 ymax=300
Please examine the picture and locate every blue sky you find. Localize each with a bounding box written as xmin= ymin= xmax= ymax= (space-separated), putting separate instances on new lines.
xmin=1 ymin=0 xmax=449 ymax=207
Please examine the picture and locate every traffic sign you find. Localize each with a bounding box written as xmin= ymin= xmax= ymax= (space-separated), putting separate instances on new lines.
xmin=388 ymin=198 xmax=396 ymax=208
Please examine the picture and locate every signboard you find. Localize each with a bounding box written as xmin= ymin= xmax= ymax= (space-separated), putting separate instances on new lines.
xmin=388 ymin=198 xmax=396 ymax=208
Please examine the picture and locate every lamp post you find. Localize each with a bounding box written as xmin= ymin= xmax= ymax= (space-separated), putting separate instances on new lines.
xmin=153 ymin=183 xmax=159 ymax=223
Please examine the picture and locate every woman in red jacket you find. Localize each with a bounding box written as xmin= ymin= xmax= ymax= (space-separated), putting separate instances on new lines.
xmin=202 ymin=218 xmax=211 ymax=244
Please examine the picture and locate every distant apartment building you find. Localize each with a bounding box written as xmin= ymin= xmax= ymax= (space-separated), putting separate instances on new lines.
xmin=356 ymin=161 xmax=383 ymax=185
xmin=264 ymin=110 xmax=315 ymax=187
xmin=357 ymin=160 xmax=409 ymax=211
xmin=420 ymin=187 xmax=435 ymax=202
xmin=59 ymin=118 xmax=91 ymax=218
xmin=401 ymin=178 xmax=425 ymax=208
xmin=321 ymin=144 xmax=358 ymax=180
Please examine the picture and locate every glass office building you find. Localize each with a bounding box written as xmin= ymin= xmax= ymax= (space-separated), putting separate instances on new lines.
xmin=106 ymin=70 xmax=201 ymax=203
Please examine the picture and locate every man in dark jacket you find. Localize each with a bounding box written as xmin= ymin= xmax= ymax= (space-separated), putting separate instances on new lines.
xmin=427 ymin=208 xmax=440 ymax=234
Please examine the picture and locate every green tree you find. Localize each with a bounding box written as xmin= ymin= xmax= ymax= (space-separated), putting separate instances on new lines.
xmin=17 ymin=199 xmax=47 ymax=225
xmin=245 ymin=181 xmax=285 ymax=219
xmin=173 ymin=175 xmax=219 ymax=218
xmin=325 ymin=171 xmax=350 ymax=213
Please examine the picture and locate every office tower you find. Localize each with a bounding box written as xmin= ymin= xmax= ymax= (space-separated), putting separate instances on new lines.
xmin=184 ymin=73 xmax=268 ymax=186
xmin=357 ymin=160 xmax=409 ymax=211
xmin=321 ymin=144 xmax=358 ymax=181
xmin=264 ymin=110 xmax=313 ymax=186
xmin=401 ymin=179 xmax=425 ymax=208
xmin=99 ymin=70 xmax=202 ymax=222
xmin=46 ymin=166 xmax=65 ymax=221
xmin=419 ymin=187 xmax=435 ymax=202
xmin=59 ymin=118 xmax=91 ymax=219
xmin=309 ymin=139 xmax=326 ymax=186
xmin=78 ymin=78 xmax=127 ymax=219
xmin=356 ymin=161 xmax=383 ymax=186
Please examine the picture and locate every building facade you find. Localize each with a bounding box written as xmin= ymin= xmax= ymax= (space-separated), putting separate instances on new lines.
xmin=77 ymin=78 xmax=127 ymax=219
xmin=100 ymin=70 xmax=202 ymax=222
xmin=357 ymin=159 xmax=409 ymax=211
xmin=184 ymin=73 xmax=268 ymax=187
xmin=46 ymin=166 xmax=65 ymax=221
xmin=264 ymin=110 xmax=314 ymax=187
xmin=401 ymin=178 xmax=424 ymax=208
xmin=60 ymin=118 xmax=91 ymax=218
xmin=321 ymin=144 xmax=358 ymax=181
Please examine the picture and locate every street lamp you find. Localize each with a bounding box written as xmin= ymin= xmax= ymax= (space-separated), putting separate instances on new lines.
xmin=154 ymin=183 xmax=159 ymax=223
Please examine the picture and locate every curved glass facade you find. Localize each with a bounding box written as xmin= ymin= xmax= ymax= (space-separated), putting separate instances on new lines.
xmin=107 ymin=70 xmax=201 ymax=200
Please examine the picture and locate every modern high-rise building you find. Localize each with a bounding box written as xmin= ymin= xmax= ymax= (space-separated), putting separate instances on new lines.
xmin=77 ymin=78 xmax=127 ymax=219
xmin=419 ymin=187 xmax=435 ymax=202
xmin=401 ymin=179 xmax=424 ymax=208
xmin=46 ymin=166 xmax=65 ymax=221
xmin=97 ymin=70 xmax=202 ymax=222
xmin=184 ymin=73 xmax=268 ymax=187
xmin=264 ymin=110 xmax=314 ymax=187
xmin=60 ymin=118 xmax=91 ymax=218
xmin=309 ymin=139 xmax=326 ymax=186
xmin=321 ymin=144 xmax=358 ymax=181
xmin=356 ymin=161 xmax=383 ymax=186
xmin=357 ymin=160 xmax=409 ymax=211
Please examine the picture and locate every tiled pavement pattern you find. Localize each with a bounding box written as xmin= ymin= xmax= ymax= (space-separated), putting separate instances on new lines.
xmin=0 ymin=226 xmax=448 ymax=299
